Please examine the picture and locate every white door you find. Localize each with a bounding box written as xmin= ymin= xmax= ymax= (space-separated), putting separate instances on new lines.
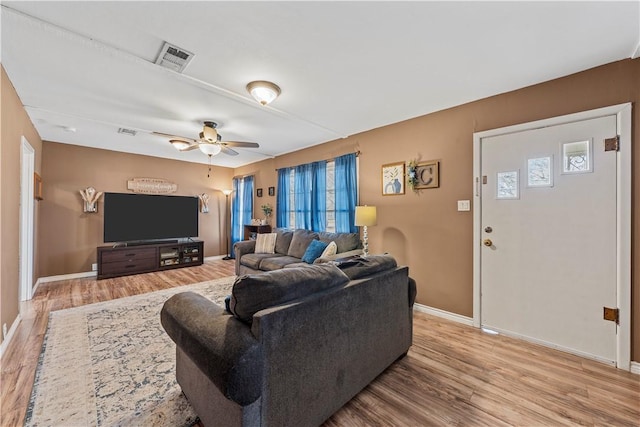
xmin=479 ymin=115 xmax=619 ymax=364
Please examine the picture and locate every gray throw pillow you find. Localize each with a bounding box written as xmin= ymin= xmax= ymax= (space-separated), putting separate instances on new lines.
xmin=318 ymin=231 xmax=361 ymax=253
xmin=274 ymin=228 xmax=294 ymax=255
xmin=229 ymin=264 xmax=349 ymax=323
xmin=287 ymin=229 xmax=319 ymax=258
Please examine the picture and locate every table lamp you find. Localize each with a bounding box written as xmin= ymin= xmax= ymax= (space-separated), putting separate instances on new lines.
xmin=355 ymin=205 xmax=377 ymax=257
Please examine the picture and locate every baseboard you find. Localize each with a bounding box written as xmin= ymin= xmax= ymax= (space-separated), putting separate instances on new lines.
xmin=631 ymin=362 xmax=640 ymax=375
xmin=0 ymin=313 xmax=22 ymax=359
xmin=413 ymin=303 xmax=474 ymax=326
xmin=204 ymin=255 xmax=226 ymax=261
xmin=35 ymin=271 xmax=97 ymax=292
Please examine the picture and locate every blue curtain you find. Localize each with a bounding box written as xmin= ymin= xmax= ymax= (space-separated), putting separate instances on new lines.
xmin=311 ymin=161 xmax=326 ymax=232
xmin=276 ymin=167 xmax=290 ymax=228
xmin=294 ymin=164 xmax=312 ymax=230
xmin=230 ymin=175 xmax=254 ymax=257
xmin=334 ymin=153 xmax=357 ymax=233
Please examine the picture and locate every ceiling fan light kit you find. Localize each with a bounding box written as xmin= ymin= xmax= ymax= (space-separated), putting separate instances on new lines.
xmin=247 ymin=80 xmax=281 ymax=105
xmin=198 ymin=143 xmax=222 ymax=156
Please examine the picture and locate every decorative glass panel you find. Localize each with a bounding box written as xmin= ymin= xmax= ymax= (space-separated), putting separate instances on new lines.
xmin=496 ymin=170 xmax=519 ymax=199
xmin=562 ymin=140 xmax=591 ymax=174
xmin=527 ymin=156 xmax=553 ymax=187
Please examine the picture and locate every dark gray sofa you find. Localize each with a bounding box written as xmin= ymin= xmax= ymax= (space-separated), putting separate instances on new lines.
xmin=234 ymin=228 xmax=363 ymax=276
xmin=161 ymin=257 xmax=415 ymax=427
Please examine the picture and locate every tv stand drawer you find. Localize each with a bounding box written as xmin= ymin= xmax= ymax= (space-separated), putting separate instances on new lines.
xmin=100 ymin=257 xmax=157 ymax=276
xmin=100 ymin=247 xmax=157 ymax=263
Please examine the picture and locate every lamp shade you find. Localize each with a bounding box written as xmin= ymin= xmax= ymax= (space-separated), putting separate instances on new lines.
xmin=355 ymin=206 xmax=377 ymax=226
xmin=199 ymin=143 xmax=222 ymax=156
xmin=222 ymin=189 xmax=233 ymax=196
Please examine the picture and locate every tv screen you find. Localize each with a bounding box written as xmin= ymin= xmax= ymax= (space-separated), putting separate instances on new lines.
xmin=104 ymin=193 xmax=199 ymax=243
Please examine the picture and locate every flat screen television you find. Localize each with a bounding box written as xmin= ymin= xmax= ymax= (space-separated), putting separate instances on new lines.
xmin=103 ymin=192 xmax=199 ymax=243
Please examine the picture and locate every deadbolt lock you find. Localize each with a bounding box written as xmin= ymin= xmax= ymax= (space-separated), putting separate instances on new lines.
xmin=483 ymin=239 xmax=493 ymax=247
xmin=484 ymin=226 xmax=493 ymax=233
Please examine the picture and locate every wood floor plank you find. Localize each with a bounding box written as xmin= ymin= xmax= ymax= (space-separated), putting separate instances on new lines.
xmin=1 ymin=259 xmax=638 ymax=427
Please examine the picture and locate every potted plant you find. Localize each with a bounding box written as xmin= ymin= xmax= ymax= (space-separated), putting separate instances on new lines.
xmin=261 ymin=204 xmax=273 ymax=225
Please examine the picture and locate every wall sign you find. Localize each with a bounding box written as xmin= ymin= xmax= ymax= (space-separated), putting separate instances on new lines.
xmin=127 ymin=178 xmax=177 ymax=194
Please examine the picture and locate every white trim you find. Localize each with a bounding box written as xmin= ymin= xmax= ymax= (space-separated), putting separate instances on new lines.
xmin=204 ymin=255 xmax=226 ymax=261
xmin=473 ymin=103 xmax=632 ymax=371
xmin=630 ymin=362 xmax=640 ymax=375
xmin=0 ymin=314 xmax=22 ymax=359
xmin=20 ymin=137 xmax=35 ymax=302
xmin=484 ymin=324 xmax=616 ymax=366
xmin=413 ymin=303 xmax=474 ymax=326
xmin=35 ymin=271 xmax=97 ymax=291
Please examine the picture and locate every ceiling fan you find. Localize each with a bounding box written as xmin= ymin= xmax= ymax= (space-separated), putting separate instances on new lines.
xmin=154 ymin=121 xmax=259 ymax=157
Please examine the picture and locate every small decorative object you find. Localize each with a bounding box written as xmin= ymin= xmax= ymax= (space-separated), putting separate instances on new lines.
xmin=381 ymin=162 xmax=405 ymax=195
xmin=261 ymin=203 xmax=273 ymax=224
xmin=79 ymin=187 xmax=103 ymax=213
xmin=355 ymin=206 xmax=377 ymax=257
xmin=198 ymin=193 xmax=210 ymax=213
xmin=257 ymin=188 xmax=263 ymax=197
xmin=127 ymin=177 xmax=177 ymax=194
xmin=268 ymin=186 xmax=275 ymax=196
xmin=414 ymin=160 xmax=440 ymax=190
xmin=34 ymin=173 xmax=43 ymax=201
xmin=406 ymin=159 xmax=419 ymax=192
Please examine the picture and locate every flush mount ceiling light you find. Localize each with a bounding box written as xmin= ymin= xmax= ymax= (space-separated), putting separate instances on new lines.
xmin=246 ymin=80 xmax=281 ymax=105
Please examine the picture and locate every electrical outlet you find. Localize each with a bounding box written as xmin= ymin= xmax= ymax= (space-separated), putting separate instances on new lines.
xmin=92 ymin=263 xmax=98 ymax=271
xmin=457 ymin=200 xmax=471 ymax=211
xmin=2 ymin=323 xmax=7 ymax=339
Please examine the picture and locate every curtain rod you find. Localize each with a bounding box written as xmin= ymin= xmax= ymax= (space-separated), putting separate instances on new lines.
xmin=274 ymin=150 xmax=360 ymax=171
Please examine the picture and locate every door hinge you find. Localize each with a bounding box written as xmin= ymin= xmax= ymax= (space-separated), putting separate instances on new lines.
xmin=603 ymin=307 xmax=619 ymax=324
xmin=604 ymin=136 xmax=620 ymax=152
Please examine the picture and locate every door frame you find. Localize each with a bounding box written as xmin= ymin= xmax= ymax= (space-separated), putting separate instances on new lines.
xmin=20 ymin=137 xmax=36 ymax=302
xmin=472 ymin=103 xmax=631 ymax=370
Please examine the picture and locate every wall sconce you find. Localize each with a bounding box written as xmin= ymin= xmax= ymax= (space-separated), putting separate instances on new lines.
xmin=79 ymin=187 xmax=103 ymax=213
xmin=198 ymin=193 xmax=210 ymax=213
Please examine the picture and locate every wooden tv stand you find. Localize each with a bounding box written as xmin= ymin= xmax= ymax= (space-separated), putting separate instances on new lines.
xmin=97 ymin=240 xmax=204 ymax=279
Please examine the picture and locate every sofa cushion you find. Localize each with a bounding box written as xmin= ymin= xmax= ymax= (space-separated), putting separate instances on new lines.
xmin=320 ymin=241 xmax=337 ymax=258
xmin=255 ymin=232 xmax=277 ymax=254
xmin=301 ymin=240 xmax=329 ymax=264
xmin=241 ymin=253 xmax=285 ymax=270
xmin=259 ymin=256 xmax=302 ymax=271
xmin=287 ymin=229 xmax=319 ymax=258
xmin=335 ymin=254 xmax=398 ymax=280
xmin=229 ymin=264 xmax=350 ymax=323
xmin=274 ymin=228 xmax=294 ymax=255
xmin=318 ymin=231 xmax=361 ymax=253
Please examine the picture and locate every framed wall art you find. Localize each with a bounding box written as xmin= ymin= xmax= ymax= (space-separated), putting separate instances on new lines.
xmin=414 ymin=160 xmax=440 ymax=189
xmin=268 ymin=186 xmax=275 ymax=196
xmin=256 ymin=188 xmax=263 ymax=197
xmin=381 ymin=162 xmax=405 ymax=195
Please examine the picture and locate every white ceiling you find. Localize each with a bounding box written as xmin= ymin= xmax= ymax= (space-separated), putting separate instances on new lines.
xmin=2 ymin=1 xmax=639 ymax=168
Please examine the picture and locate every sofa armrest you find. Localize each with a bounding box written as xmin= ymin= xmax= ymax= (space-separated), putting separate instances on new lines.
xmin=233 ymin=240 xmax=256 ymax=275
xmin=160 ymin=291 xmax=263 ymax=405
xmin=313 ymin=248 xmax=363 ymax=264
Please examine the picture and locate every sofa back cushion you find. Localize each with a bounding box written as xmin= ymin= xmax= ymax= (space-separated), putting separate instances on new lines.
xmin=287 ymin=229 xmax=319 ymax=258
xmin=318 ymin=231 xmax=361 ymax=253
xmin=274 ymin=228 xmax=294 ymax=255
xmin=229 ymin=264 xmax=349 ymax=323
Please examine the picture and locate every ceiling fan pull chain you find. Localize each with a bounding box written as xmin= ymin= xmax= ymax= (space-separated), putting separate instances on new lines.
xmin=207 ymin=154 xmax=212 ymax=178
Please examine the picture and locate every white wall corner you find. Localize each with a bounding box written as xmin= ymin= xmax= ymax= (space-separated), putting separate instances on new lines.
xmin=413 ymin=303 xmax=474 ymax=327
xmin=0 ymin=314 xmax=22 ymax=360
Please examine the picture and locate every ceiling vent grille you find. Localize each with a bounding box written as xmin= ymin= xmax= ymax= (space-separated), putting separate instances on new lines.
xmin=118 ymin=128 xmax=137 ymax=136
xmin=155 ymin=42 xmax=194 ymax=73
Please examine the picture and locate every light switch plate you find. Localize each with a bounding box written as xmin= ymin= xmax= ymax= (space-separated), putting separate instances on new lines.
xmin=457 ymin=200 xmax=471 ymax=211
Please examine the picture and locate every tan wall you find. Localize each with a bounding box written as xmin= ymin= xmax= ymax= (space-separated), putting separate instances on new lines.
xmin=39 ymin=142 xmax=234 ymax=276
xmin=236 ymin=58 xmax=640 ymax=361
xmin=1 ymin=65 xmax=43 ymax=345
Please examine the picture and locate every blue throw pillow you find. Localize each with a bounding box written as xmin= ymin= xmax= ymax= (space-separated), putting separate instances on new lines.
xmin=301 ymin=240 xmax=328 ymax=264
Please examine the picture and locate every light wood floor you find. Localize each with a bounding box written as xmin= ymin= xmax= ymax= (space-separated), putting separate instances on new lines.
xmin=1 ymin=259 xmax=638 ymax=426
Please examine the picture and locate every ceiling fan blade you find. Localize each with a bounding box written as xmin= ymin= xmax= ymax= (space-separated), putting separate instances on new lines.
xmin=220 ymin=146 xmax=239 ymax=156
xmin=222 ymin=141 xmax=260 ymax=148
xmin=181 ymin=144 xmax=201 ymax=152
xmin=153 ymin=131 xmax=197 ymax=143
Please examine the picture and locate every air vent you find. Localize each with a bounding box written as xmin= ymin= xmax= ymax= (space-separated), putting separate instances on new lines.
xmin=155 ymin=42 xmax=194 ymax=73
xmin=118 ymin=128 xmax=137 ymax=136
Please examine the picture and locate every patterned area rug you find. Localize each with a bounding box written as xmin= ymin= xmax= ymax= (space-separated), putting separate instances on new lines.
xmin=25 ymin=276 xmax=235 ymax=427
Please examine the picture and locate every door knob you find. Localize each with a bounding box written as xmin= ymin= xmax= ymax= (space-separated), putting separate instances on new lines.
xmin=483 ymin=239 xmax=493 ymax=247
